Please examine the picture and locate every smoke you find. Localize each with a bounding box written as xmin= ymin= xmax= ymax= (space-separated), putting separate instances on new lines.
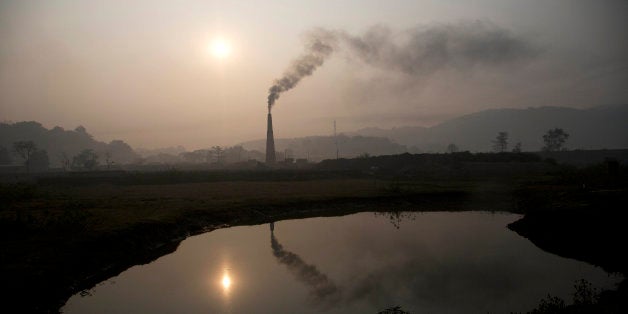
xmin=341 ymin=21 xmax=535 ymax=76
xmin=266 ymin=21 xmax=535 ymax=110
xmin=267 ymin=29 xmax=337 ymax=110
xmin=270 ymin=231 xmax=342 ymax=307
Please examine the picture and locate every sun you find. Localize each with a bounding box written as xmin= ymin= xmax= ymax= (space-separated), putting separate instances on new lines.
xmin=209 ymin=39 xmax=232 ymax=59
xmin=222 ymin=274 xmax=231 ymax=288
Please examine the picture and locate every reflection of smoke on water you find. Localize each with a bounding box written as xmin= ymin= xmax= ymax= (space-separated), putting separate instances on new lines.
xmin=270 ymin=229 xmax=342 ymax=307
xmin=269 ymin=223 xmax=424 ymax=310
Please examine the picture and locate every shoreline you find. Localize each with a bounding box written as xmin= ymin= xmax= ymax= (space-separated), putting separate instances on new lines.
xmin=6 ymin=187 xmax=489 ymax=313
xmin=2 ymin=170 xmax=626 ymax=313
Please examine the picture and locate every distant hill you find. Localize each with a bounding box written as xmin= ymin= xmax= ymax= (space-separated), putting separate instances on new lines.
xmin=239 ymin=134 xmax=408 ymax=161
xmin=0 ymin=121 xmax=139 ymax=167
xmin=352 ymin=104 xmax=628 ymax=152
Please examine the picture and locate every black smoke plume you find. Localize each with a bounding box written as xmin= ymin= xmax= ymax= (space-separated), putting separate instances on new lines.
xmin=266 ymin=21 xmax=535 ymax=110
xmin=270 ymin=230 xmax=342 ymax=307
xmin=341 ymin=21 xmax=535 ymax=76
xmin=267 ymin=30 xmax=337 ymax=111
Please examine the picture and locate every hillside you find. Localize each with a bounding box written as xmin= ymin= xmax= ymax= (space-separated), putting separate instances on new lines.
xmin=353 ymin=104 xmax=628 ymax=152
xmin=0 ymin=122 xmax=139 ymax=167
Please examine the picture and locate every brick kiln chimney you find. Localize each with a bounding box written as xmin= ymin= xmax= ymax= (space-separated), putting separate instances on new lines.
xmin=266 ymin=110 xmax=276 ymax=164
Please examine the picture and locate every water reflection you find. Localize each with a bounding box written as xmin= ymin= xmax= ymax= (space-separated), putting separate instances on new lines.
xmin=270 ymin=222 xmax=342 ymax=308
xmin=62 ymin=212 xmax=621 ymax=314
xmin=218 ymin=267 xmax=234 ymax=314
xmin=373 ymin=211 xmax=416 ymax=229
xmin=221 ymin=271 xmax=232 ymax=291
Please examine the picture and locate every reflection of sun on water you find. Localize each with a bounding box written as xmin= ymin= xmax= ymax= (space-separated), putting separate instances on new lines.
xmin=217 ymin=269 xmax=234 ymax=312
xmin=219 ymin=269 xmax=234 ymax=298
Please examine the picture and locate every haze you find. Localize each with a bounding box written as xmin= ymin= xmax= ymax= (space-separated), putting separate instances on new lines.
xmin=1 ymin=0 xmax=627 ymax=150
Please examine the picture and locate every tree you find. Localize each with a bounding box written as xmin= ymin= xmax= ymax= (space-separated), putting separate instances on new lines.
xmin=512 ymin=142 xmax=522 ymax=153
xmin=492 ymin=132 xmax=508 ymax=152
xmin=29 ymin=150 xmax=50 ymax=171
xmin=12 ymin=141 xmax=37 ymax=171
xmin=225 ymin=145 xmax=246 ymax=163
xmin=74 ymin=125 xmax=87 ymax=133
xmin=60 ymin=152 xmax=71 ymax=171
xmin=106 ymin=140 xmax=139 ymax=164
xmin=212 ymin=146 xmax=224 ymax=163
xmin=447 ymin=143 xmax=459 ymax=153
xmin=73 ymin=149 xmax=99 ymax=170
xmin=542 ymin=128 xmax=569 ymax=152
xmin=104 ymin=151 xmax=114 ymax=170
xmin=0 ymin=146 xmax=12 ymax=165
xmin=179 ymin=151 xmax=205 ymax=163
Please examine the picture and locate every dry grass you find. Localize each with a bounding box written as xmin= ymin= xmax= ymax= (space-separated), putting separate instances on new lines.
xmin=3 ymin=177 xmax=483 ymax=234
xmin=4 ymin=179 xmax=394 ymax=232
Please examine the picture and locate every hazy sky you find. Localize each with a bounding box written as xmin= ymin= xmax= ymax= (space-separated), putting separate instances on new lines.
xmin=1 ymin=0 xmax=627 ymax=149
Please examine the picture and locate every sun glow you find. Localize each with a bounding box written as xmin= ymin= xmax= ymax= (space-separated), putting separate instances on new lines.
xmin=221 ymin=273 xmax=232 ymax=290
xmin=209 ymin=39 xmax=232 ymax=59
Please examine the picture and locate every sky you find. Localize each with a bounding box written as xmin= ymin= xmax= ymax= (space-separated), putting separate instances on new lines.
xmin=1 ymin=0 xmax=627 ymax=150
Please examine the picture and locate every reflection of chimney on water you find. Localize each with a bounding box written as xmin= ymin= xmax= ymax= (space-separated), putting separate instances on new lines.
xmin=269 ymin=222 xmax=342 ymax=305
xmin=266 ymin=108 xmax=276 ymax=164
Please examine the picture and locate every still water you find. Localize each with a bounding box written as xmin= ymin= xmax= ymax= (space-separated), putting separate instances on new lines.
xmin=63 ymin=212 xmax=619 ymax=313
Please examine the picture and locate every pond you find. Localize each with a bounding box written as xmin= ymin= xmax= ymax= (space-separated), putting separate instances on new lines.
xmin=62 ymin=212 xmax=620 ymax=313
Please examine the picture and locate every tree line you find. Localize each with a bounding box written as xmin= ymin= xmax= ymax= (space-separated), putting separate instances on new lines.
xmin=448 ymin=128 xmax=570 ymax=153
xmin=1 ymin=122 xmax=575 ymax=172
xmin=1 ymin=140 xmax=116 ymax=172
xmin=0 ymin=121 xmax=138 ymax=168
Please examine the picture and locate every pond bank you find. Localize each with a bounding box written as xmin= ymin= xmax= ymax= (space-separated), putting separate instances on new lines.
xmin=2 ymin=175 xmax=626 ymax=313
xmin=508 ymin=189 xmax=628 ymax=313
xmin=4 ymin=180 xmax=495 ymax=313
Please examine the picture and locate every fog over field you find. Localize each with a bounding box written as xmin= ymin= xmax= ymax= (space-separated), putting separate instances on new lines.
xmin=2 ymin=3 xmax=628 ymax=313
xmin=1 ymin=1 xmax=627 ymax=150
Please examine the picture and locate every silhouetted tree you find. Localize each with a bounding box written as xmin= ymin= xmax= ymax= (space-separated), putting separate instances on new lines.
xmin=74 ymin=125 xmax=87 ymax=134
xmin=542 ymin=128 xmax=569 ymax=151
xmin=12 ymin=140 xmax=37 ymax=171
xmin=60 ymin=152 xmax=70 ymax=171
xmin=104 ymin=151 xmax=114 ymax=170
xmin=247 ymin=149 xmax=265 ymax=162
xmin=377 ymin=306 xmax=410 ymax=314
xmin=528 ymin=294 xmax=566 ymax=313
xmin=106 ymin=140 xmax=138 ymax=164
xmin=525 ymin=279 xmax=599 ymax=313
xmin=203 ymin=149 xmax=213 ymax=163
xmin=1 ymin=121 xmax=138 ymax=167
xmin=30 ymin=150 xmax=50 ymax=171
xmin=512 ymin=142 xmax=522 ymax=153
xmin=572 ymin=279 xmax=598 ymax=306
xmin=179 ymin=151 xmax=205 ymax=163
xmin=212 ymin=146 xmax=224 ymax=163
xmin=492 ymin=132 xmax=508 ymax=152
xmin=134 ymin=157 xmax=147 ymax=165
xmin=225 ymin=145 xmax=245 ymax=162
xmin=73 ymin=149 xmax=99 ymax=170
xmin=447 ymin=143 xmax=459 ymax=153
xmin=0 ymin=146 xmax=12 ymax=165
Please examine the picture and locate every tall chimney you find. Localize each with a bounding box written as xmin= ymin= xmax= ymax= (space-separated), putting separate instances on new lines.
xmin=266 ymin=109 xmax=276 ymax=164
